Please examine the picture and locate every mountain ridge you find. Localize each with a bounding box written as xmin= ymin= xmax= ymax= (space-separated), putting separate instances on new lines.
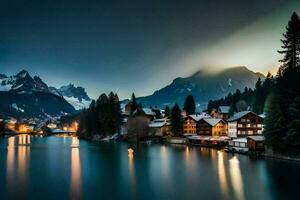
xmin=136 ymin=66 xmax=265 ymax=110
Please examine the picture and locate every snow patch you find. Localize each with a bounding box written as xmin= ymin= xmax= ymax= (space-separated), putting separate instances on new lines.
xmin=11 ymin=103 xmax=24 ymax=112
xmin=64 ymin=96 xmax=91 ymax=110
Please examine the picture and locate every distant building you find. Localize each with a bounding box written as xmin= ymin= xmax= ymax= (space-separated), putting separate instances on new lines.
xmin=211 ymin=106 xmax=230 ymax=119
xmin=197 ymin=118 xmax=227 ymax=136
xmin=227 ymin=111 xmax=263 ymax=138
xmin=133 ymin=108 xmax=156 ymax=122
xmin=148 ymin=118 xmax=171 ymax=137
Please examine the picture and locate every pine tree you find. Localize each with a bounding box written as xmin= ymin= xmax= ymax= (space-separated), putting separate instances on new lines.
xmin=130 ymin=93 xmax=138 ymax=114
xmin=164 ymin=106 xmax=171 ymax=118
xmin=264 ymin=92 xmax=286 ymax=151
xmin=264 ymin=12 xmax=300 ymax=154
xmin=278 ymin=12 xmax=300 ymax=76
xmin=171 ymin=104 xmax=182 ymax=136
xmin=252 ymin=78 xmax=263 ymax=114
xmin=183 ymin=95 xmax=196 ymax=115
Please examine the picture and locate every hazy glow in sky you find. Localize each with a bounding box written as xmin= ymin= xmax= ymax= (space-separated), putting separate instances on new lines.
xmin=0 ymin=0 xmax=299 ymax=99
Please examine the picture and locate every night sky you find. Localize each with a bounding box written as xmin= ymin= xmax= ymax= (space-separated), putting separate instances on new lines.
xmin=0 ymin=0 xmax=299 ymax=99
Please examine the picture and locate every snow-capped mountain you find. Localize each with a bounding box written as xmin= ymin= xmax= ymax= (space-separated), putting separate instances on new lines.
xmin=55 ymin=84 xmax=92 ymax=110
xmin=0 ymin=70 xmax=94 ymax=118
xmin=0 ymin=69 xmax=49 ymax=93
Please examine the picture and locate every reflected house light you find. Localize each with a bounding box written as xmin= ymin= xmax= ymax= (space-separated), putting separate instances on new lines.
xmin=6 ymin=137 xmax=15 ymax=190
xmin=71 ymin=137 xmax=80 ymax=148
xmin=70 ymin=147 xmax=81 ymax=199
xmin=128 ymin=147 xmax=135 ymax=194
xmin=218 ymin=151 xmax=228 ymax=198
xmin=229 ymin=156 xmax=245 ymax=200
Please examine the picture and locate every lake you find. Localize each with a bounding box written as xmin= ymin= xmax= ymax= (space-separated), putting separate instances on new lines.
xmin=0 ymin=135 xmax=299 ymax=200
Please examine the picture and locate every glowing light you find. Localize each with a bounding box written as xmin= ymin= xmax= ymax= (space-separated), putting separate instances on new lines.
xmin=19 ymin=124 xmax=29 ymax=133
xmin=128 ymin=148 xmax=134 ymax=157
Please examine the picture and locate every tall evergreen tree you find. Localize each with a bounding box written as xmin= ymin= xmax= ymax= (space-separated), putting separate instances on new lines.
xmin=264 ymin=12 xmax=300 ymax=154
xmin=183 ymin=95 xmax=196 ymax=115
xmin=164 ymin=106 xmax=171 ymax=118
xmin=171 ymin=104 xmax=182 ymax=136
xmin=130 ymin=93 xmax=138 ymax=114
xmin=278 ymin=12 xmax=300 ymax=76
xmin=252 ymin=78 xmax=264 ymax=114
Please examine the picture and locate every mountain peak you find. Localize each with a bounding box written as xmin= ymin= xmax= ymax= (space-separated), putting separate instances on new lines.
xmin=57 ymin=84 xmax=92 ymax=110
xmin=16 ymin=69 xmax=30 ymax=78
xmin=136 ymin=66 xmax=265 ymax=110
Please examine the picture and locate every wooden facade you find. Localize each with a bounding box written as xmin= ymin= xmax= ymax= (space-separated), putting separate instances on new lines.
xmin=197 ymin=118 xmax=227 ymax=136
xmin=183 ymin=116 xmax=197 ymax=134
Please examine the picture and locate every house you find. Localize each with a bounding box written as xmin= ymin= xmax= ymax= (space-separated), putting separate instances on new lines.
xmin=227 ymin=111 xmax=263 ymax=138
xmin=228 ymin=136 xmax=265 ymax=153
xmin=183 ymin=113 xmax=210 ymax=135
xmin=228 ymin=137 xmax=248 ymax=152
xmin=247 ymin=135 xmax=265 ymax=152
xmin=148 ymin=118 xmax=171 ymax=137
xmin=197 ymin=118 xmax=227 ymax=136
xmin=211 ymin=106 xmax=230 ymax=119
xmin=133 ymin=108 xmax=156 ymax=122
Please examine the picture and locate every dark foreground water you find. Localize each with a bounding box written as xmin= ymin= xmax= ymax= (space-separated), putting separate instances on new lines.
xmin=0 ymin=135 xmax=299 ymax=200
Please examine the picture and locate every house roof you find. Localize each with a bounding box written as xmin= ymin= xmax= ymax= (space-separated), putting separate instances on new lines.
xmin=142 ymin=108 xmax=156 ymax=116
xmin=202 ymin=118 xmax=223 ymax=126
xmin=218 ymin=106 xmax=230 ymax=114
xmin=247 ymin=135 xmax=265 ymax=141
xmin=232 ymin=137 xmax=248 ymax=143
xmin=149 ymin=119 xmax=166 ymax=128
xmin=188 ymin=113 xmax=211 ymax=122
xmin=227 ymin=111 xmax=261 ymax=122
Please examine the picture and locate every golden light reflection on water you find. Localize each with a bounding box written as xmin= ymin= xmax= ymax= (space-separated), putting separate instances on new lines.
xmin=6 ymin=137 xmax=15 ymax=190
xmin=128 ymin=148 xmax=136 ymax=194
xmin=184 ymin=146 xmax=192 ymax=169
xmin=229 ymin=156 xmax=245 ymax=200
xmin=70 ymin=137 xmax=81 ymax=200
xmin=160 ymin=145 xmax=169 ymax=178
xmin=218 ymin=151 xmax=228 ymax=199
xmin=17 ymin=135 xmax=30 ymax=192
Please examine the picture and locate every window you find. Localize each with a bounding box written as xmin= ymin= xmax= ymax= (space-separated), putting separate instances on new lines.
xmin=258 ymin=130 xmax=262 ymax=134
xmin=238 ymin=124 xmax=243 ymax=128
xmin=257 ymin=124 xmax=262 ymax=128
xmin=241 ymin=119 xmax=246 ymax=122
xmin=247 ymin=124 xmax=250 ymax=128
xmin=248 ymin=130 xmax=253 ymax=135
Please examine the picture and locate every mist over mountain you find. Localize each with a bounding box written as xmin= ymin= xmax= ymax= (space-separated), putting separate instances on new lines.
xmin=136 ymin=66 xmax=265 ymax=110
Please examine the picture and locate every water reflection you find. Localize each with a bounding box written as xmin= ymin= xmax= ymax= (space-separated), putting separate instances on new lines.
xmin=184 ymin=146 xmax=192 ymax=169
xmin=160 ymin=145 xmax=169 ymax=178
xmin=218 ymin=151 xmax=228 ymax=199
xmin=70 ymin=137 xmax=81 ymax=200
xmin=229 ymin=156 xmax=245 ymax=200
xmin=128 ymin=148 xmax=136 ymax=195
xmin=6 ymin=137 xmax=15 ymax=191
xmin=18 ymin=134 xmax=30 ymax=145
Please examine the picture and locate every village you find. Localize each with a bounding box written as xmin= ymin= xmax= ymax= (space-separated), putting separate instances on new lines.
xmin=1 ymin=102 xmax=265 ymax=154
xmin=119 ymin=102 xmax=265 ymax=154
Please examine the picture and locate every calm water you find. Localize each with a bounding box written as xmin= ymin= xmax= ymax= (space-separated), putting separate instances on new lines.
xmin=0 ymin=135 xmax=299 ymax=200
